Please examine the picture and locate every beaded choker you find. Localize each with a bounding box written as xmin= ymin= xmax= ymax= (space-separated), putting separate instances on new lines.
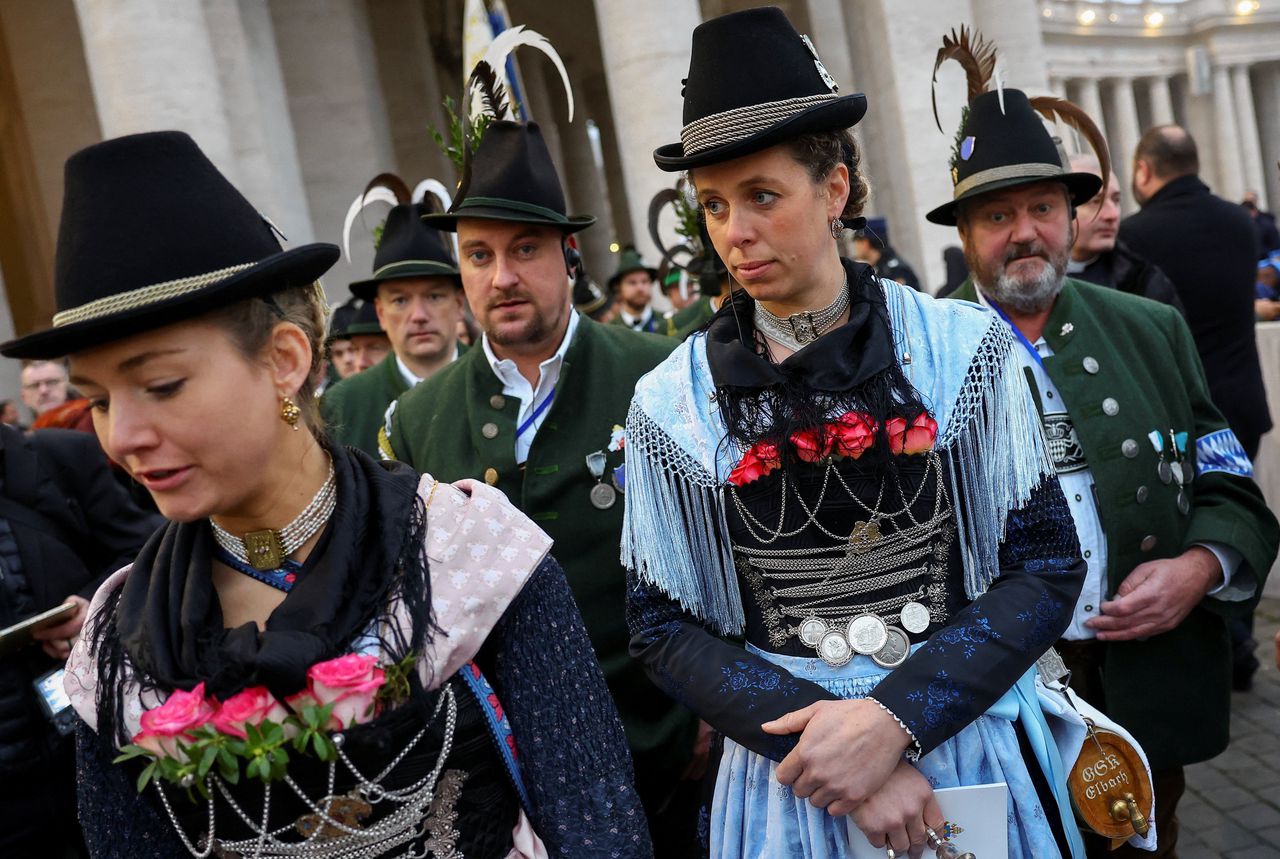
xmin=753 ymin=272 xmax=850 ymax=350
xmin=210 ymin=458 xmax=337 ymax=571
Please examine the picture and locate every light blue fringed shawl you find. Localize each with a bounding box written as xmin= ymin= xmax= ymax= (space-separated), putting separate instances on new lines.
xmin=621 ymin=280 xmax=1055 ymax=636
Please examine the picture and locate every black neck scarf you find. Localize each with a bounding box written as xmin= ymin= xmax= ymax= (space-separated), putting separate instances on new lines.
xmin=705 ymin=259 xmax=894 ymax=392
xmin=705 ymin=259 xmax=926 ymax=468
xmin=108 ymin=446 xmax=431 ymax=716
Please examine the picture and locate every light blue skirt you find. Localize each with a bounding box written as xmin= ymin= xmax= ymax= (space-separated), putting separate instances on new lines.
xmin=709 ymin=644 xmax=1085 ymax=859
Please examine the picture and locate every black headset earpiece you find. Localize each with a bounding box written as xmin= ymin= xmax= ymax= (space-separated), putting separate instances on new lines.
xmin=563 ymin=243 xmax=581 ymax=277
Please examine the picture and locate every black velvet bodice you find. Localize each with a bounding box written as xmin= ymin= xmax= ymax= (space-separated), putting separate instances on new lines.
xmin=727 ymin=452 xmax=967 ymax=658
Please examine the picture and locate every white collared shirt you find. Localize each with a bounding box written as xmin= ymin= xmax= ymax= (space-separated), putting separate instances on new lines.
xmin=973 ymin=290 xmax=1246 ymax=640
xmin=395 ymin=347 xmax=459 ymax=389
xmin=618 ymin=306 xmax=654 ymax=331
xmin=481 ymin=309 xmax=580 ymax=464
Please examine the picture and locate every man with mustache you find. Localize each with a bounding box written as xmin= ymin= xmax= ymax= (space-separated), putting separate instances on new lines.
xmin=938 ymin=89 xmax=1277 ymax=858
xmin=1066 ymin=155 xmax=1181 ymax=311
xmin=384 ymin=121 xmax=708 ymax=855
xmin=321 ymin=202 xmax=463 ymax=456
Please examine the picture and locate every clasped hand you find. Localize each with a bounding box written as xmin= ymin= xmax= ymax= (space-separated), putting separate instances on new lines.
xmin=1087 ymin=547 xmax=1223 ymax=641
xmin=763 ymin=699 xmax=940 ymax=853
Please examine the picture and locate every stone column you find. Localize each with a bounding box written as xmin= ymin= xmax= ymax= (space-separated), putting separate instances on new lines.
xmin=844 ymin=0 xmax=977 ymax=292
xmin=1146 ymin=76 xmax=1175 ymax=128
xmin=592 ymin=0 xmax=700 ymax=264
xmin=270 ymin=0 xmax=398 ymax=298
xmin=72 ymin=0 xmax=238 ymax=178
xmin=1254 ymin=64 xmax=1280 ymax=217
xmin=1232 ymin=64 xmax=1267 ymax=209
xmin=1212 ymin=64 xmax=1245 ymax=202
xmin=804 ymin=0 xmax=856 ymax=97
xmin=558 ymin=82 xmax=616 ymax=282
xmin=203 ymin=0 xmax=314 ymax=242
xmin=1105 ymin=77 xmax=1141 ymax=212
xmin=1074 ymin=78 xmax=1108 ymax=151
xmin=969 ymin=0 xmax=1049 ymax=92
xmin=583 ymin=75 xmax=635 ymax=247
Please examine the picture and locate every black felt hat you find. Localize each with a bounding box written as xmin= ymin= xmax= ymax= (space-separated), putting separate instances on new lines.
xmin=1 ymin=131 xmax=338 ymax=360
xmin=654 ymin=7 xmax=867 ymax=172
xmin=421 ymin=121 xmax=595 ymax=234
xmin=925 ymin=89 xmax=1103 ymax=226
xmin=349 ymin=202 xmax=459 ymax=301
xmin=607 ymin=246 xmax=659 ymax=292
xmin=326 ymin=299 xmax=384 ymax=343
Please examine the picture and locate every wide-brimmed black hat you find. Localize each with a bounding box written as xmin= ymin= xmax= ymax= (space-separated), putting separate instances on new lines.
xmin=926 ymin=89 xmax=1103 ymax=226
xmin=607 ymin=246 xmax=659 ymax=291
xmin=654 ymin=7 xmax=867 ymax=172
xmin=349 ymin=203 xmax=459 ymax=301
xmin=422 ymin=122 xmax=594 ymax=234
xmin=1 ymin=132 xmax=338 ymax=360
xmin=326 ymin=299 xmax=384 ymax=343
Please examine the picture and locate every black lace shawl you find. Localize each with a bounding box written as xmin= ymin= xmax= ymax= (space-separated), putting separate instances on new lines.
xmin=704 ymin=259 xmax=928 ymax=471
xmin=88 ymin=445 xmax=435 ymax=746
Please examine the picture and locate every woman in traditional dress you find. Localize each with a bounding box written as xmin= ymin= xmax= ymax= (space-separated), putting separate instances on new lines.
xmin=623 ymin=9 xmax=1087 ymax=859
xmin=2 ymin=131 xmax=649 ymax=858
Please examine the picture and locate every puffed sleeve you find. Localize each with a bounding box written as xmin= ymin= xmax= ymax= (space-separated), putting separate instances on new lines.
xmin=485 ymin=556 xmax=654 ymax=857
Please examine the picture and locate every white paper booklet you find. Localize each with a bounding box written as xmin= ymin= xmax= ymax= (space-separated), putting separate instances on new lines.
xmin=843 ymin=782 xmax=1009 ymax=859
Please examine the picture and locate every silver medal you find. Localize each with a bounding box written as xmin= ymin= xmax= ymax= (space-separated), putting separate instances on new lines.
xmin=846 ymin=614 xmax=889 ymax=655
xmin=817 ymin=630 xmax=853 ymax=667
xmin=589 ymin=483 xmax=617 ymax=510
xmin=798 ymin=617 xmax=828 ymax=647
xmin=1158 ymin=461 xmax=1172 ymax=484
xmin=872 ymin=626 xmax=910 ymax=669
xmin=1170 ymin=461 xmax=1184 ymax=486
xmin=900 ymin=601 xmax=930 ymax=634
xmin=1177 ymin=490 xmax=1190 ymax=515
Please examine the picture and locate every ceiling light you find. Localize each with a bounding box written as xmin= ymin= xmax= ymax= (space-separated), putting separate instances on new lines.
xmin=1236 ymin=0 xmax=1260 ymax=15
xmin=1108 ymin=12 xmax=1119 ymax=22
xmin=1144 ymin=10 xmax=1165 ymax=27
xmin=1079 ymin=8 xmax=1098 ymax=24
xmin=1043 ymin=6 xmax=1054 ymax=17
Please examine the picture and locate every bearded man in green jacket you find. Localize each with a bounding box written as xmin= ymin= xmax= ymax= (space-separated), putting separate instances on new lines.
xmin=384 ymin=120 xmax=706 ymax=856
xmin=933 ymin=85 xmax=1279 ymax=858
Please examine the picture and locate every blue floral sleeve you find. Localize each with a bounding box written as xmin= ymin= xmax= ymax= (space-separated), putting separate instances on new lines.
xmin=491 ymin=557 xmax=654 ymax=857
xmin=627 ymin=571 xmax=838 ymax=762
xmin=869 ymin=474 xmax=1085 ymax=755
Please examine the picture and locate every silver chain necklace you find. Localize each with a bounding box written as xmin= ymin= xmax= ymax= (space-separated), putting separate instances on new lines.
xmin=210 ymin=457 xmax=337 ymax=571
xmin=753 ymin=272 xmax=850 ymax=350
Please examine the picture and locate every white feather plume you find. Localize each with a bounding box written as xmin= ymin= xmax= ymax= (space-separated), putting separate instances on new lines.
xmin=412 ymin=179 xmax=454 ymax=212
xmin=480 ymin=25 xmax=574 ymax=123
xmin=342 ymin=187 xmax=399 ymax=263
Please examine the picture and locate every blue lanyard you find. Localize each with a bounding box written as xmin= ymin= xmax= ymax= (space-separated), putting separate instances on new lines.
xmin=213 ymin=547 xmax=303 ymax=593
xmin=516 ymin=387 xmax=556 ymax=439
xmin=988 ymin=301 xmax=1047 ymax=370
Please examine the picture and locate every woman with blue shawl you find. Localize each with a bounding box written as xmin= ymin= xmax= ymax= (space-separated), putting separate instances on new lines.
xmin=622 ymin=9 xmax=1087 ymax=859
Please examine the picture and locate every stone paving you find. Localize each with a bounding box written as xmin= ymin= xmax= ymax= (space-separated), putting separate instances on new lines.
xmin=1177 ymin=597 xmax=1280 ymax=859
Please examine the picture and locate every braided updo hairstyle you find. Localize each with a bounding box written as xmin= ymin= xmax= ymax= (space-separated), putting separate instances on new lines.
xmin=784 ymin=128 xmax=871 ymax=223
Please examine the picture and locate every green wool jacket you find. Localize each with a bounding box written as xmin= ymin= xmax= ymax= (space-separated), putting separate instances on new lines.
xmin=949 ymin=278 xmax=1279 ymax=767
xmin=385 ymin=317 xmax=697 ymax=778
xmin=668 ymin=295 xmax=717 ymax=340
xmin=321 ymin=347 xmax=466 ymax=457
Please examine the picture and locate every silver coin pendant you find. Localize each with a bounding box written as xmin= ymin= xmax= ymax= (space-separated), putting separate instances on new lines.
xmin=798 ymin=617 xmax=828 ymax=647
xmin=590 ymin=483 xmax=617 ymax=510
xmin=872 ymin=626 xmax=911 ymax=669
xmin=846 ymin=614 xmax=889 ymax=655
xmin=817 ymin=630 xmax=853 ymax=667
xmin=900 ymin=601 xmax=930 ymax=634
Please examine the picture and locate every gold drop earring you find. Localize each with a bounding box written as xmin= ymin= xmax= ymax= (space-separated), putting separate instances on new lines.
xmin=280 ymin=394 xmax=302 ymax=430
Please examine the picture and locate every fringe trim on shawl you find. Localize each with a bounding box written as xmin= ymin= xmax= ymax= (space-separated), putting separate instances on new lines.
xmin=940 ymin=319 xmax=1055 ymax=598
xmin=621 ymin=403 xmax=744 ymax=635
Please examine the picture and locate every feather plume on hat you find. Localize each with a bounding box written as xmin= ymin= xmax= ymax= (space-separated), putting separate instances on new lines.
xmin=342 ymin=173 xmax=455 ymax=263
xmin=931 ymin=25 xmax=1110 ymax=202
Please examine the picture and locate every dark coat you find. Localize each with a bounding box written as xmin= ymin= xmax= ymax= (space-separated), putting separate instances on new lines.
xmin=1119 ymin=175 xmax=1272 ymax=456
xmin=0 ymin=426 xmax=160 ymax=841
xmin=1074 ymin=240 xmax=1184 ymax=313
xmin=384 ymin=318 xmax=699 ymax=787
xmin=949 ymin=278 xmax=1279 ymax=767
xmin=321 ymin=347 xmax=467 ymax=457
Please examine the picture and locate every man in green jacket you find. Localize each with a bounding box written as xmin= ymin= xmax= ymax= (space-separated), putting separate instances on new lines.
xmin=321 ymin=202 xmax=464 ymax=456
xmin=607 ymin=246 xmax=663 ymax=333
xmin=385 ymin=120 xmax=703 ymax=855
xmin=931 ymin=86 xmax=1279 ymax=857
